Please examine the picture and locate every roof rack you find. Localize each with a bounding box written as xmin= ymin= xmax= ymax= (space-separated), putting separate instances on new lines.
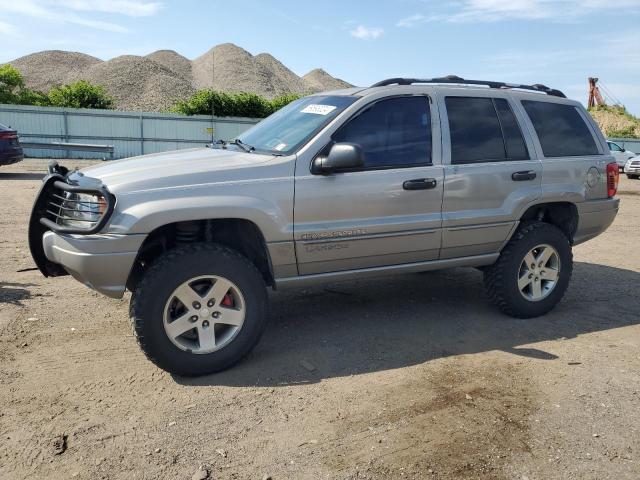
xmin=370 ymin=75 xmax=566 ymax=98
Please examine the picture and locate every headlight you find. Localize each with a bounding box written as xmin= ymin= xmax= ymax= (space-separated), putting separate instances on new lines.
xmin=57 ymin=192 xmax=108 ymax=230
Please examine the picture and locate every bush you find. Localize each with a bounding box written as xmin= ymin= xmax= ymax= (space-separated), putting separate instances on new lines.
xmin=171 ymin=90 xmax=301 ymax=118
xmin=269 ymin=93 xmax=301 ymax=113
xmin=17 ymin=89 xmax=50 ymax=106
xmin=48 ymin=80 xmax=113 ymax=109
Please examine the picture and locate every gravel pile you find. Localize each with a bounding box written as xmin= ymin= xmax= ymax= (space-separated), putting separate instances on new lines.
xmin=302 ymin=68 xmax=353 ymax=92
xmin=77 ymin=55 xmax=196 ymax=111
xmin=7 ymin=50 xmax=101 ymax=93
xmin=192 ymin=43 xmax=311 ymax=98
xmin=145 ymin=50 xmax=193 ymax=83
xmin=7 ymin=44 xmax=353 ymax=112
xmin=255 ymin=52 xmax=309 ymax=96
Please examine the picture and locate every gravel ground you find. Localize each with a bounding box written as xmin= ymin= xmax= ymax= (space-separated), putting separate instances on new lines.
xmin=1 ymin=159 xmax=639 ymax=480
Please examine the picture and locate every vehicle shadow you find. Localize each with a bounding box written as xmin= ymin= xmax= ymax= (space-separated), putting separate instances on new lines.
xmin=0 ymin=172 xmax=45 ymax=181
xmin=0 ymin=281 xmax=36 ymax=306
xmin=175 ymin=262 xmax=640 ymax=387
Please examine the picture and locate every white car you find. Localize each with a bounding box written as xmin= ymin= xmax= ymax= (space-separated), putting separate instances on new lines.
xmin=625 ymin=156 xmax=640 ymax=179
xmin=608 ymin=141 xmax=636 ymax=172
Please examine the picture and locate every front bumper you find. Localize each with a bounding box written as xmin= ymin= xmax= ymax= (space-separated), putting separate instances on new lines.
xmin=28 ymin=167 xmax=146 ymax=298
xmin=625 ymin=165 xmax=640 ymax=175
xmin=41 ymin=231 xmax=146 ymax=298
xmin=574 ymin=197 xmax=619 ymax=245
xmin=0 ymin=149 xmax=24 ymax=165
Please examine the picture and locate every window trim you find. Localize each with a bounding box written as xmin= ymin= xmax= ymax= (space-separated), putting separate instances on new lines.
xmin=493 ymin=97 xmax=531 ymax=161
xmin=309 ymin=94 xmax=435 ymax=174
xmin=445 ymin=95 xmax=531 ymax=165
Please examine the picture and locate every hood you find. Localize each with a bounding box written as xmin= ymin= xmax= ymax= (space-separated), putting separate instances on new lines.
xmin=78 ymin=147 xmax=274 ymax=193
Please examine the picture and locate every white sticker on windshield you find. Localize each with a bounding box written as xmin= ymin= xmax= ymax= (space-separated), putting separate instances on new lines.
xmin=274 ymin=143 xmax=287 ymax=151
xmin=301 ymin=104 xmax=337 ymax=115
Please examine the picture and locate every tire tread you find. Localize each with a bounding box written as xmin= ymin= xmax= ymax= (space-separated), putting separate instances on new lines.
xmin=129 ymin=243 xmax=266 ymax=375
xmin=483 ymin=221 xmax=573 ymax=318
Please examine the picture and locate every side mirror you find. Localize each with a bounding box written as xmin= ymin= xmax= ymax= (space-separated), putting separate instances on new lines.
xmin=311 ymin=143 xmax=364 ymax=175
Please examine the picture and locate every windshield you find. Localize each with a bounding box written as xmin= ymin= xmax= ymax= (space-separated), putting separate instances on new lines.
xmin=236 ymin=95 xmax=357 ymax=155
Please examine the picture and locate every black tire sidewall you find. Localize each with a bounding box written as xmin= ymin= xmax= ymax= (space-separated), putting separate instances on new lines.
xmin=133 ymin=245 xmax=268 ymax=376
xmin=499 ymin=224 xmax=572 ymax=318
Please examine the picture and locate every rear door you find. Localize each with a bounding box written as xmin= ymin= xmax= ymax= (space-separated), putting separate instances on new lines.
xmin=293 ymin=94 xmax=444 ymax=275
xmin=438 ymin=93 xmax=542 ymax=259
xmin=519 ymin=99 xmax=609 ymax=201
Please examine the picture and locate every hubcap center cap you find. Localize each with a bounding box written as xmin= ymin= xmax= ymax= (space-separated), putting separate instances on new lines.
xmin=200 ymin=308 xmax=210 ymax=317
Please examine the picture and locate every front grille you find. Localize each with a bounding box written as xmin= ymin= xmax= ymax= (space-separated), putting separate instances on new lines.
xmin=35 ymin=175 xmax=115 ymax=234
xmin=631 ymin=161 xmax=640 ymax=167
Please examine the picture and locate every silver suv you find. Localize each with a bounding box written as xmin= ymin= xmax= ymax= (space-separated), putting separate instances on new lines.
xmin=29 ymin=76 xmax=620 ymax=376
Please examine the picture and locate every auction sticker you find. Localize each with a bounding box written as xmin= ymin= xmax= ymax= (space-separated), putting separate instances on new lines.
xmin=301 ymin=104 xmax=337 ymax=115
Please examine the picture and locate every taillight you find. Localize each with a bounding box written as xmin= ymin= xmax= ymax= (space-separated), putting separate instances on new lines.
xmin=0 ymin=131 xmax=17 ymax=140
xmin=606 ymin=162 xmax=619 ymax=198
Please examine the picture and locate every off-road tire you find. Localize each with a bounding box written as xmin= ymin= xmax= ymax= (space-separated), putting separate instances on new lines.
xmin=130 ymin=243 xmax=268 ymax=376
xmin=483 ymin=222 xmax=572 ymax=318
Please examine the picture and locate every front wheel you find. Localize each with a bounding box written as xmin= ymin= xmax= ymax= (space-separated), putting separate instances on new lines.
xmin=483 ymin=222 xmax=573 ymax=318
xmin=130 ymin=243 xmax=268 ymax=376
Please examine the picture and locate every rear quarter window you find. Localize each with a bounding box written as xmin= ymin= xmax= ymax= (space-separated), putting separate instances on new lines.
xmin=522 ymin=100 xmax=599 ymax=157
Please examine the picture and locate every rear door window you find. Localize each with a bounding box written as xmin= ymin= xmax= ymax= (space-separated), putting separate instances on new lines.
xmin=522 ymin=100 xmax=599 ymax=157
xmin=445 ymin=97 xmax=529 ymax=164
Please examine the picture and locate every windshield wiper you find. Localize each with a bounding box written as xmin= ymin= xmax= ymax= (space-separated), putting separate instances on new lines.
xmin=230 ymin=138 xmax=255 ymax=153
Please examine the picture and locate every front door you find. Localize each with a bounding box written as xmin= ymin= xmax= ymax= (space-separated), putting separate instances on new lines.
xmin=293 ymin=95 xmax=444 ymax=275
xmin=438 ymin=94 xmax=542 ymax=259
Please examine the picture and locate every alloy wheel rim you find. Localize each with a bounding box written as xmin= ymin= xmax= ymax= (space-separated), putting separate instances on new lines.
xmin=517 ymin=244 xmax=561 ymax=302
xmin=163 ymin=275 xmax=245 ymax=354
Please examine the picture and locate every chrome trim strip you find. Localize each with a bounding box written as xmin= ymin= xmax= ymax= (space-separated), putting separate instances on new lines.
xmin=298 ymin=227 xmax=438 ymax=244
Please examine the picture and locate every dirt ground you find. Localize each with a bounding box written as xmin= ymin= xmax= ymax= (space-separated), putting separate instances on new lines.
xmin=1 ymin=159 xmax=639 ymax=480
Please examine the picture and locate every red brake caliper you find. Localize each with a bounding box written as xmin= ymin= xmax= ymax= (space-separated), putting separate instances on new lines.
xmin=221 ymin=293 xmax=234 ymax=307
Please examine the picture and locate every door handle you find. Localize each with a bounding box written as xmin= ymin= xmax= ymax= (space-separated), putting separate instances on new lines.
xmin=403 ymin=178 xmax=437 ymax=190
xmin=511 ymin=170 xmax=537 ymax=181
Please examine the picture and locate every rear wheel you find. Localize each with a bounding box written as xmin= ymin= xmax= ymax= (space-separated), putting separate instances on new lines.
xmin=130 ymin=243 xmax=268 ymax=376
xmin=483 ymin=222 xmax=572 ymax=318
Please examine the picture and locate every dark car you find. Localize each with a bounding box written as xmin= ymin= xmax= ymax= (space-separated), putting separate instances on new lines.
xmin=0 ymin=123 xmax=24 ymax=166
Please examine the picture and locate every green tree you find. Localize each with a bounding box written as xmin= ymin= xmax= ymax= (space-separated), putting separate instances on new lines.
xmin=48 ymin=80 xmax=113 ymax=109
xmin=171 ymin=90 xmax=301 ymax=118
xmin=0 ymin=64 xmax=26 ymax=104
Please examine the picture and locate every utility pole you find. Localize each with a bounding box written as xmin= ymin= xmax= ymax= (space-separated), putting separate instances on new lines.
xmin=211 ymin=48 xmax=215 ymax=144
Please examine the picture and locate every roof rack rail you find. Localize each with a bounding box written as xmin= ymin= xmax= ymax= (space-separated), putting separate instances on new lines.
xmin=370 ymin=75 xmax=566 ymax=98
